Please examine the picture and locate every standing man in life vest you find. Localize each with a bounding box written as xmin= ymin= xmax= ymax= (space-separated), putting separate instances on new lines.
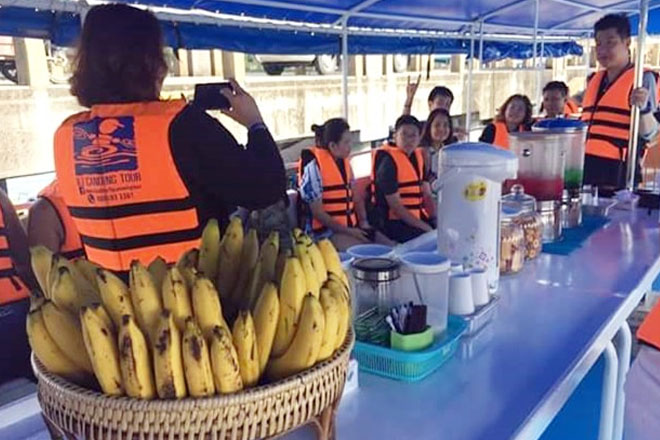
xmin=371 ymin=115 xmax=435 ymax=243
xmin=53 ymin=5 xmax=285 ymax=277
xmin=27 ymin=180 xmax=85 ymax=259
xmin=581 ymin=14 xmax=658 ymax=190
xmin=0 ymin=189 xmax=37 ymax=385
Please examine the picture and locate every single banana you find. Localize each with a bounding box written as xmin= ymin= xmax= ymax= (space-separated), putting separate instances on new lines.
xmin=326 ymin=276 xmax=350 ymax=303
xmin=252 ymin=282 xmax=280 ymax=374
xmin=191 ymin=275 xmax=229 ymax=339
xmin=317 ymin=239 xmax=343 ymax=278
xmin=306 ymin=241 xmax=328 ymax=284
xmin=152 ymin=310 xmax=187 ymax=399
xmin=274 ymin=251 xmax=288 ymax=286
xmin=181 ymin=318 xmax=215 ymax=397
xmin=209 ymin=325 xmax=244 ymax=394
xmin=129 ymin=260 xmax=163 ymax=341
xmin=162 ymin=267 xmax=193 ymax=331
xmin=148 ymin=256 xmax=169 ymax=293
xmin=266 ymin=294 xmax=325 ymax=381
xmin=50 ymin=255 xmax=100 ymax=303
xmin=30 ymin=245 xmax=53 ymax=298
xmin=50 ymin=265 xmax=98 ymax=314
xmin=96 ymin=268 xmax=134 ymax=328
xmin=296 ymin=245 xmax=320 ymax=298
xmin=41 ymin=300 xmax=94 ymax=373
xmin=232 ymin=310 xmax=260 ymax=387
xmin=118 ymin=314 xmax=156 ymax=399
xmin=271 ymin=258 xmax=307 ymax=357
xmin=245 ymin=233 xmax=280 ymax=309
xmin=26 ymin=307 xmax=86 ymax=381
xmin=317 ymin=288 xmax=340 ymax=361
xmin=73 ymin=259 xmax=101 ymax=292
xmin=216 ymin=217 xmax=244 ymax=300
xmin=259 ymin=231 xmax=280 ymax=287
xmin=198 ymin=219 xmax=221 ymax=281
xmin=232 ymin=228 xmax=260 ymax=308
xmin=80 ymin=304 xmax=123 ymax=395
xmin=328 ymin=286 xmax=350 ymax=351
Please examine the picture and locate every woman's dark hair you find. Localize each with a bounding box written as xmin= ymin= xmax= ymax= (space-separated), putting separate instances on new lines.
xmin=495 ymin=94 xmax=533 ymax=126
xmin=421 ymin=108 xmax=453 ymax=147
xmin=311 ymin=118 xmax=349 ymax=149
xmin=70 ymin=4 xmax=168 ymax=107
xmin=594 ymin=14 xmax=631 ymax=40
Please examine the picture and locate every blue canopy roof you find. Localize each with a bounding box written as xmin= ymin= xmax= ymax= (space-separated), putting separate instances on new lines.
xmin=0 ymin=0 xmax=655 ymax=53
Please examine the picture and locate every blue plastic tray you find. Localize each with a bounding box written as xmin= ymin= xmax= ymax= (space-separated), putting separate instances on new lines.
xmin=352 ymin=316 xmax=467 ymax=382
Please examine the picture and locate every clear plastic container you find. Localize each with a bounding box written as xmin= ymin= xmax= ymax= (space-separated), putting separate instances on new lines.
xmin=399 ymin=252 xmax=451 ymax=335
xmin=500 ymin=208 xmax=525 ymax=275
xmin=351 ymin=258 xmax=401 ymax=314
xmin=502 ymin=184 xmax=543 ymax=260
xmin=347 ymin=244 xmax=394 ymax=260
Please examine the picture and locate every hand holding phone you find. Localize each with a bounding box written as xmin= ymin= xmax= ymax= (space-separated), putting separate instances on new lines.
xmin=194 ymin=79 xmax=264 ymax=129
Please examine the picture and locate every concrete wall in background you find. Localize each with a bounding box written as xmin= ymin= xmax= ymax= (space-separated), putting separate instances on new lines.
xmin=0 ymin=66 xmax=587 ymax=180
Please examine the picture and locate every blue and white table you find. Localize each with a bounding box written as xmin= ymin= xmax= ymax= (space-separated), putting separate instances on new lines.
xmin=2 ymin=209 xmax=659 ymax=440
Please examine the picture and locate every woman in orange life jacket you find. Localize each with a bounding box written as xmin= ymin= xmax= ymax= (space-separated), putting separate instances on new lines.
xmin=371 ymin=115 xmax=436 ymax=243
xmin=52 ymin=4 xmax=285 ymax=277
xmin=479 ymin=94 xmax=534 ymax=149
xmin=298 ymin=119 xmax=392 ymax=251
xmin=419 ymin=108 xmax=454 ymax=189
xmin=0 ymin=189 xmax=38 ymax=385
xmin=28 ymin=180 xmax=85 ymax=260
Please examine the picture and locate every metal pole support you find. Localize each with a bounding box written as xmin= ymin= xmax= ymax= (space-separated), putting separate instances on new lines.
xmin=466 ymin=24 xmax=476 ymax=135
xmin=612 ymin=322 xmax=632 ymax=440
xmin=599 ymin=342 xmax=619 ymax=440
xmin=341 ymin=18 xmax=349 ymax=120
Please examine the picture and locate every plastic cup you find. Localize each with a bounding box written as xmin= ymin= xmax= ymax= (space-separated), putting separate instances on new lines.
xmin=470 ymin=268 xmax=490 ymax=307
xmin=449 ymin=273 xmax=475 ymax=315
xmin=450 ymin=262 xmax=464 ymax=274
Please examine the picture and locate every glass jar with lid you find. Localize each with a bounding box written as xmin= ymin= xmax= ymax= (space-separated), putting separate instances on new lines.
xmin=502 ymin=184 xmax=543 ymax=260
xmin=500 ymin=207 xmax=525 ymax=275
xmin=351 ymin=258 xmax=401 ymax=314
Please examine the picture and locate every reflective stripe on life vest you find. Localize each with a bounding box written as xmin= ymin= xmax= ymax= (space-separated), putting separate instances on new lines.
xmin=581 ymin=67 xmax=637 ymax=161
xmin=54 ymin=100 xmax=201 ymax=273
xmin=38 ymin=180 xmax=85 ymax=260
xmin=0 ymin=211 xmax=29 ymax=305
xmin=300 ymin=147 xmax=357 ymax=233
xmin=371 ymin=146 xmax=425 ymax=220
xmin=638 ymin=301 xmax=660 ymax=350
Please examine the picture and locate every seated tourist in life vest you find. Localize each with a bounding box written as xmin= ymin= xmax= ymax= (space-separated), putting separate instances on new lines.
xmin=0 ymin=189 xmax=37 ymax=385
xmin=28 ymin=180 xmax=85 ymax=260
xmin=479 ymin=94 xmax=533 ymax=149
xmin=298 ymin=119 xmax=392 ymax=251
xmin=371 ymin=115 xmax=436 ymax=243
xmin=419 ymin=108 xmax=455 ymax=188
xmin=541 ymin=81 xmax=577 ymax=119
xmin=52 ymin=4 xmax=286 ymax=277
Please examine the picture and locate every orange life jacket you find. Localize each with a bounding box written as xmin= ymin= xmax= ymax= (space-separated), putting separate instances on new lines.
xmin=564 ymin=99 xmax=580 ymax=115
xmin=38 ymin=180 xmax=85 ymax=260
xmin=638 ymin=302 xmax=660 ymax=350
xmin=492 ymin=121 xmax=525 ymax=150
xmin=371 ymin=146 xmax=425 ymax=220
xmin=53 ymin=100 xmax=201 ymax=274
xmin=581 ymin=67 xmax=637 ymax=161
xmin=298 ymin=147 xmax=357 ymax=233
xmin=0 ymin=206 xmax=29 ymax=305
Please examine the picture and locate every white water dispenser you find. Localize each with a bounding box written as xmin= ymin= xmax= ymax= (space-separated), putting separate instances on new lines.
xmin=436 ymin=143 xmax=518 ymax=292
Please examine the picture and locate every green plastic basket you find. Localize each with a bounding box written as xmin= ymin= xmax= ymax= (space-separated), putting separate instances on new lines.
xmin=352 ymin=316 xmax=467 ymax=382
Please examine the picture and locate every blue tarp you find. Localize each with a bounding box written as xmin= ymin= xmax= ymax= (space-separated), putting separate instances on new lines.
xmin=476 ymin=41 xmax=584 ymax=62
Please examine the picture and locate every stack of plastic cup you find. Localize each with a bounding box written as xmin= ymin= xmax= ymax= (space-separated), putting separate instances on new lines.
xmin=449 ymin=272 xmax=475 ymax=315
xmin=470 ymin=268 xmax=490 ymax=307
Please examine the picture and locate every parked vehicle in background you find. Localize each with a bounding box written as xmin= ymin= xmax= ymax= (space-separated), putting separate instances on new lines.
xmin=0 ymin=37 xmax=17 ymax=83
xmin=255 ymin=53 xmax=410 ymax=75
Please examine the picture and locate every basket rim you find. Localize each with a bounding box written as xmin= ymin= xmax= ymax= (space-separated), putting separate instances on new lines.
xmin=34 ymin=328 xmax=355 ymax=411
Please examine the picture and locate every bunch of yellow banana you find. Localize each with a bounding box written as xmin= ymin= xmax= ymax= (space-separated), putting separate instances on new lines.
xmin=26 ymin=220 xmax=351 ymax=399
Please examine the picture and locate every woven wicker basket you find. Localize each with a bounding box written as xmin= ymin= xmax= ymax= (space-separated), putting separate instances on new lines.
xmin=34 ymin=329 xmax=354 ymax=440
